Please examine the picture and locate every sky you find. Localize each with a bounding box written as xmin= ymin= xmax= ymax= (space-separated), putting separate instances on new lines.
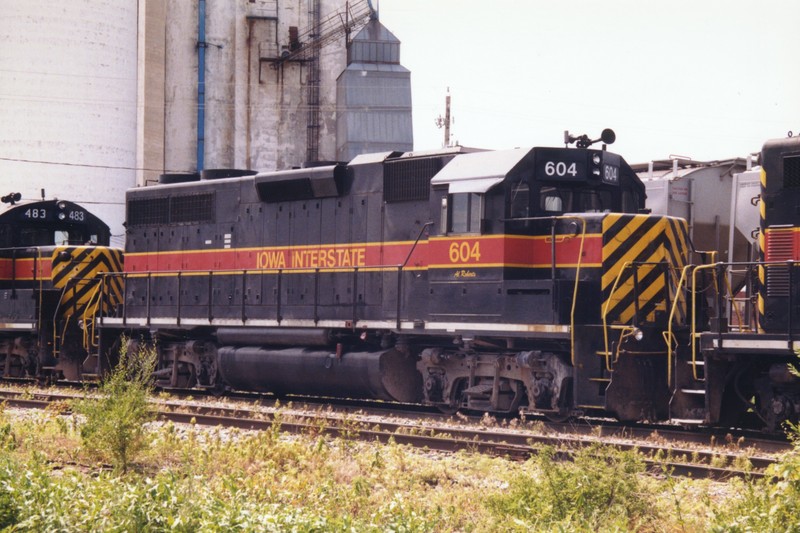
xmin=375 ymin=0 xmax=799 ymax=164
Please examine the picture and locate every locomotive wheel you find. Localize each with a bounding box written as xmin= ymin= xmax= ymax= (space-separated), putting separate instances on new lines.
xmin=436 ymin=379 xmax=466 ymax=415
xmin=436 ymin=403 xmax=460 ymax=415
xmin=544 ymin=409 xmax=572 ymax=423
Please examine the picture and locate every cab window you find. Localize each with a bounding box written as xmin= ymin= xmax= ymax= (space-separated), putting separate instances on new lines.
xmin=540 ymin=187 xmax=570 ymax=213
xmin=448 ymin=193 xmax=482 ymax=233
xmin=622 ymin=189 xmax=639 ymax=213
xmin=19 ymin=227 xmax=55 ymax=246
xmin=509 ymin=183 xmax=529 ymax=218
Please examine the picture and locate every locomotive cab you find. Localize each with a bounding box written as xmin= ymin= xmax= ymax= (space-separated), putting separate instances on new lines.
xmin=0 ymin=200 xmax=111 ymax=248
xmin=423 ymin=143 xmax=687 ymax=418
xmin=511 ymin=148 xmax=645 ymax=220
xmin=428 ymin=146 xmax=649 ymax=327
xmin=433 ymin=146 xmax=645 ymax=237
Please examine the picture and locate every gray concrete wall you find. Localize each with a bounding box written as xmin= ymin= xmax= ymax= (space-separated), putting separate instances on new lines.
xmin=159 ymin=0 xmax=350 ymax=174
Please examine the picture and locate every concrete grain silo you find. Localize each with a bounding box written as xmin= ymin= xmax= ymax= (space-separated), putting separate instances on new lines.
xmin=0 ymin=0 xmax=139 ymax=244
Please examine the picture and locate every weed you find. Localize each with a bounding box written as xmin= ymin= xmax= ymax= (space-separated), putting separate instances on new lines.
xmin=709 ymin=422 xmax=800 ymax=531
xmin=73 ymin=337 xmax=157 ymax=472
xmin=488 ymin=443 xmax=657 ymax=531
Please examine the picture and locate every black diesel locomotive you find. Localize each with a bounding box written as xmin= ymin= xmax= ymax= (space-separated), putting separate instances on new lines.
xmin=4 ymin=132 xmax=800 ymax=431
xmin=0 ymin=198 xmax=123 ymax=381
xmin=98 ymin=131 xmax=698 ymax=424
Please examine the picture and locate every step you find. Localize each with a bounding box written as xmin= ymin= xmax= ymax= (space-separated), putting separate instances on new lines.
xmin=671 ymin=418 xmax=704 ymax=425
xmin=463 ymin=383 xmax=494 ymax=397
xmin=680 ymin=389 xmax=706 ymax=395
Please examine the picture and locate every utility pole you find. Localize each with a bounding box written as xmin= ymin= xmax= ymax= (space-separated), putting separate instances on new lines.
xmin=435 ymin=87 xmax=453 ymax=148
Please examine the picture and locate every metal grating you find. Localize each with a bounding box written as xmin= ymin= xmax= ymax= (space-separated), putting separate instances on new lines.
xmin=784 ymin=155 xmax=800 ymax=188
xmin=766 ymin=230 xmax=795 ymax=296
xmin=127 ymin=193 xmax=215 ymax=226
xmin=766 ymin=266 xmax=790 ymax=297
xmin=171 ymin=193 xmax=215 ymax=223
xmin=127 ymin=197 xmax=169 ymax=226
xmin=384 ymin=158 xmax=442 ymax=202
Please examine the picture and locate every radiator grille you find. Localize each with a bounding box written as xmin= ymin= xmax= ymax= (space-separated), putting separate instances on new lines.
xmin=765 ymin=229 xmax=795 ymax=296
xmin=384 ymin=158 xmax=442 ymax=202
xmin=785 ymin=155 xmax=800 ymax=188
xmin=128 ymin=193 xmax=215 ymax=226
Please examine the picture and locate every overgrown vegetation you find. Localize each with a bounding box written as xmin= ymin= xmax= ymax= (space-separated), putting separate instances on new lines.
xmin=708 ymin=422 xmax=800 ymax=532
xmin=72 ymin=337 xmax=157 ymax=472
xmin=487 ymin=443 xmax=655 ymax=531
xmin=2 ymin=385 xmax=800 ymax=530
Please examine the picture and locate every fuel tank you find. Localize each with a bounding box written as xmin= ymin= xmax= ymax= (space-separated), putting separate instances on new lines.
xmin=217 ymin=346 xmax=422 ymax=403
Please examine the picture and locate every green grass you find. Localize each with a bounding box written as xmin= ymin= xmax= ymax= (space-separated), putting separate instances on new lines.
xmin=2 ymin=395 xmax=800 ymax=532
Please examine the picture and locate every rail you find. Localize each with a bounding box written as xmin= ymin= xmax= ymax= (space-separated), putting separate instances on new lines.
xmin=549 ymin=216 xmax=588 ymax=367
xmin=51 ymin=277 xmax=98 ymax=358
xmin=664 ymin=264 xmax=692 ymax=386
xmin=600 ymin=260 xmax=677 ymax=372
xmin=0 ymin=387 xmax=783 ymax=481
xmin=101 ymin=229 xmax=434 ymax=330
xmin=662 ymin=259 xmax=800 ymax=383
xmin=100 ymin=262 xmax=413 ymax=329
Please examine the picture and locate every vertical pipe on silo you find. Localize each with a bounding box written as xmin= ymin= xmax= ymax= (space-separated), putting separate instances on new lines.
xmin=197 ymin=0 xmax=206 ymax=171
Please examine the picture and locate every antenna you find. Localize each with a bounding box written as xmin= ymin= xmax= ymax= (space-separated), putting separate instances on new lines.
xmin=435 ymin=88 xmax=454 ymax=148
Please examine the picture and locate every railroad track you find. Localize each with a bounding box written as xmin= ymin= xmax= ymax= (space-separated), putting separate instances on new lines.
xmin=0 ymin=387 xmax=790 ymax=481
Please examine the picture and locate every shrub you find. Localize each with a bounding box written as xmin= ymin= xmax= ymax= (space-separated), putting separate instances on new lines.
xmin=0 ymin=475 xmax=19 ymax=530
xmin=488 ymin=443 xmax=657 ymax=531
xmin=710 ymin=422 xmax=800 ymax=532
xmin=74 ymin=337 xmax=157 ymax=472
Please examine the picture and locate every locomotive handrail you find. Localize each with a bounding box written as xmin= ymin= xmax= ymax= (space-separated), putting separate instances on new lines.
xmin=601 ymin=261 xmax=633 ymax=371
xmin=551 ymin=216 xmax=588 ymax=367
xmin=690 ymin=262 xmax=730 ymax=381
xmin=81 ymin=281 xmax=105 ymax=351
xmin=103 ymin=261 xmax=417 ymax=329
xmin=788 ymin=261 xmax=795 ymax=348
xmin=602 ymin=260 xmax=680 ymax=373
xmin=664 ymin=264 xmax=692 ymax=386
xmin=50 ymin=277 xmax=96 ymax=360
xmin=35 ymin=249 xmax=42 ymax=331
xmin=397 ymin=222 xmax=434 ymax=329
xmin=685 ymin=259 xmax=782 ymax=381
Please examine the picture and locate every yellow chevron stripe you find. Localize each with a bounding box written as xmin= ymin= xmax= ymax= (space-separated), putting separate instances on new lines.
xmin=602 ymin=215 xmax=689 ymax=326
xmin=615 ymin=270 xmax=667 ymax=324
xmin=50 ymin=247 xmax=124 ymax=320
xmin=666 ymin=220 xmax=689 ymax=324
xmin=602 ymin=218 xmax=667 ymax=289
xmin=603 ymin=248 xmax=669 ymax=322
xmin=602 ymin=214 xmax=648 ymax=246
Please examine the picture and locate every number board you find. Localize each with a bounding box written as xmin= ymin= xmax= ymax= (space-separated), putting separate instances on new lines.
xmin=534 ymin=148 xmax=587 ymax=182
xmin=602 ymin=164 xmax=619 ymax=185
xmin=14 ymin=204 xmax=87 ymax=223
xmin=600 ymin=151 xmax=621 ymax=186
